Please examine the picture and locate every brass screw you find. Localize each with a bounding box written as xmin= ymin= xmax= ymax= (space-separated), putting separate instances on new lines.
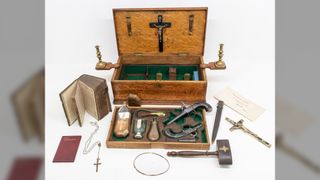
xmin=95 ymin=45 xmax=102 ymax=62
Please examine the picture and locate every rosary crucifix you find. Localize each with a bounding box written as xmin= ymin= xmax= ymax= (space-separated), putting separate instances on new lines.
xmin=149 ymin=15 xmax=171 ymax=52
xmin=93 ymin=143 xmax=102 ymax=172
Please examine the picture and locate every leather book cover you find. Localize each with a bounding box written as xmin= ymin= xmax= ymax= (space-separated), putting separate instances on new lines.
xmin=11 ymin=70 xmax=45 ymax=142
xmin=60 ymin=74 xmax=111 ymax=127
xmin=6 ymin=157 xmax=42 ymax=180
xmin=53 ymin=136 xmax=81 ymax=163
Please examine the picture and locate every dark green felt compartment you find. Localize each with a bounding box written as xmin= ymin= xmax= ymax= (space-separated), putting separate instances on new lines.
xmin=162 ymin=109 xmax=207 ymax=143
xmin=111 ymin=108 xmax=207 ymax=143
xmin=119 ymin=65 xmax=201 ymax=80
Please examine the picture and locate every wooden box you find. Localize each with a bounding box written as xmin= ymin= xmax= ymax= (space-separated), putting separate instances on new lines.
xmin=96 ymin=7 xmax=226 ymax=105
xmin=106 ymin=106 xmax=210 ymax=150
xmin=99 ymin=7 xmax=226 ymax=150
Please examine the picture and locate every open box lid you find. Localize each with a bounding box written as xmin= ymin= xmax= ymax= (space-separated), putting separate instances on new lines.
xmin=113 ymin=7 xmax=208 ymax=56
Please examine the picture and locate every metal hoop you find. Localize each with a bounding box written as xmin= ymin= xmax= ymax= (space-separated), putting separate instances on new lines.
xmin=133 ymin=152 xmax=170 ymax=176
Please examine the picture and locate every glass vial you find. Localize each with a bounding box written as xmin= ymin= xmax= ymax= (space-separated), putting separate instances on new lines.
xmin=133 ymin=118 xmax=146 ymax=139
xmin=114 ymin=103 xmax=131 ymax=137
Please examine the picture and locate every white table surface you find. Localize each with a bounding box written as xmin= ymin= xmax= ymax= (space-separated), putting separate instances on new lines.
xmin=46 ymin=0 xmax=274 ymax=179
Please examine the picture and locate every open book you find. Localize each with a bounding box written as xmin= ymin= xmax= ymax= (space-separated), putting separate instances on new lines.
xmin=60 ymin=74 xmax=112 ymax=127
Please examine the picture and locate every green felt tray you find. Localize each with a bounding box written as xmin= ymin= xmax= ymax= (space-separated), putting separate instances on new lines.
xmin=112 ymin=108 xmax=207 ymax=143
xmin=119 ymin=65 xmax=201 ymax=80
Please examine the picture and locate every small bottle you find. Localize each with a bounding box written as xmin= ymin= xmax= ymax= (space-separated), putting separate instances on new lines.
xmin=148 ymin=117 xmax=160 ymax=141
xmin=114 ymin=103 xmax=131 ymax=137
xmin=133 ymin=118 xmax=146 ymax=139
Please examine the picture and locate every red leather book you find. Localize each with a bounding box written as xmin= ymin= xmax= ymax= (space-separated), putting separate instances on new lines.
xmin=53 ymin=136 xmax=81 ymax=163
xmin=7 ymin=157 xmax=42 ymax=180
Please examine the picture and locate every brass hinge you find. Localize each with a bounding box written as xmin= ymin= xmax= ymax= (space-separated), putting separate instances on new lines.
xmin=178 ymin=53 xmax=189 ymax=56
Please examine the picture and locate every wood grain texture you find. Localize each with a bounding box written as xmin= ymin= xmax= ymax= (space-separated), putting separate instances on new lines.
xmin=111 ymin=55 xmax=208 ymax=105
xmin=119 ymin=55 xmax=202 ymax=64
xmin=108 ymin=8 xmax=210 ymax=104
xmin=112 ymin=80 xmax=207 ymax=104
xmin=113 ymin=7 xmax=207 ymax=55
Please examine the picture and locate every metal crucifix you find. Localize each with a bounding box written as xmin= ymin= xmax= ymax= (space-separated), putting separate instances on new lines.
xmin=149 ymin=15 xmax=171 ymax=52
xmin=93 ymin=143 xmax=102 ymax=172
xmin=225 ymin=117 xmax=272 ymax=148
xmin=94 ymin=158 xmax=101 ymax=172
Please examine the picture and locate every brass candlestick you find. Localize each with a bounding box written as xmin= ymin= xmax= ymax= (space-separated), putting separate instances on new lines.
xmin=95 ymin=45 xmax=105 ymax=69
xmin=95 ymin=45 xmax=102 ymax=61
xmin=95 ymin=45 xmax=119 ymax=70
xmin=214 ymin=44 xmax=226 ymax=69
xmin=200 ymin=43 xmax=227 ymax=70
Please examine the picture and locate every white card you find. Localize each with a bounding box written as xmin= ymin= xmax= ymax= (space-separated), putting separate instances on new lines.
xmin=214 ymin=87 xmax=265 ymax=121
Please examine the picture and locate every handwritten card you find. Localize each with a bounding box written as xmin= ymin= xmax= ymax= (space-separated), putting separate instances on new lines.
xmin=214 ymin=87 xmax=265 ymax=121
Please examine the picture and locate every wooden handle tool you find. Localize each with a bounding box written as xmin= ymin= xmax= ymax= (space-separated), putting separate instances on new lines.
xmin=167 ymin=139 xmax=232 ymax=165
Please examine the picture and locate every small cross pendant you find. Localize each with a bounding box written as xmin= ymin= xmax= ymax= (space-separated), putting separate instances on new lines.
xmin=94 ymin=158 xmax=101 ymax=172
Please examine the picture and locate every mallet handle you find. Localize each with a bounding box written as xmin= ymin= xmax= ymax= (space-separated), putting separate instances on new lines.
xmin=167 ymin=151 xmax=218 ymax=157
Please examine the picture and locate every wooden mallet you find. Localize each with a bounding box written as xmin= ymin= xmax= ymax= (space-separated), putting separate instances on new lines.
xmin=167 ymin=139 xmax=232 ymax=165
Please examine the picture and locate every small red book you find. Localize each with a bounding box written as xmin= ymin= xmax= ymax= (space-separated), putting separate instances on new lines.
xmin=53 ymin=136 xmax=81 ymax=163
xmin=7 ymin=157 xmax=42 ymax=180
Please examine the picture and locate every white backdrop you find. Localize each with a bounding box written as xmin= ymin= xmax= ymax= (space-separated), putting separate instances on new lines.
xmin=46 ymin=0 xmax=275 ymax=180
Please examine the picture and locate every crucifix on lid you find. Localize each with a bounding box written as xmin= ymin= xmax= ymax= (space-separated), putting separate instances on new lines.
xmin=149 ymin=15 xmax=171 ymax=52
